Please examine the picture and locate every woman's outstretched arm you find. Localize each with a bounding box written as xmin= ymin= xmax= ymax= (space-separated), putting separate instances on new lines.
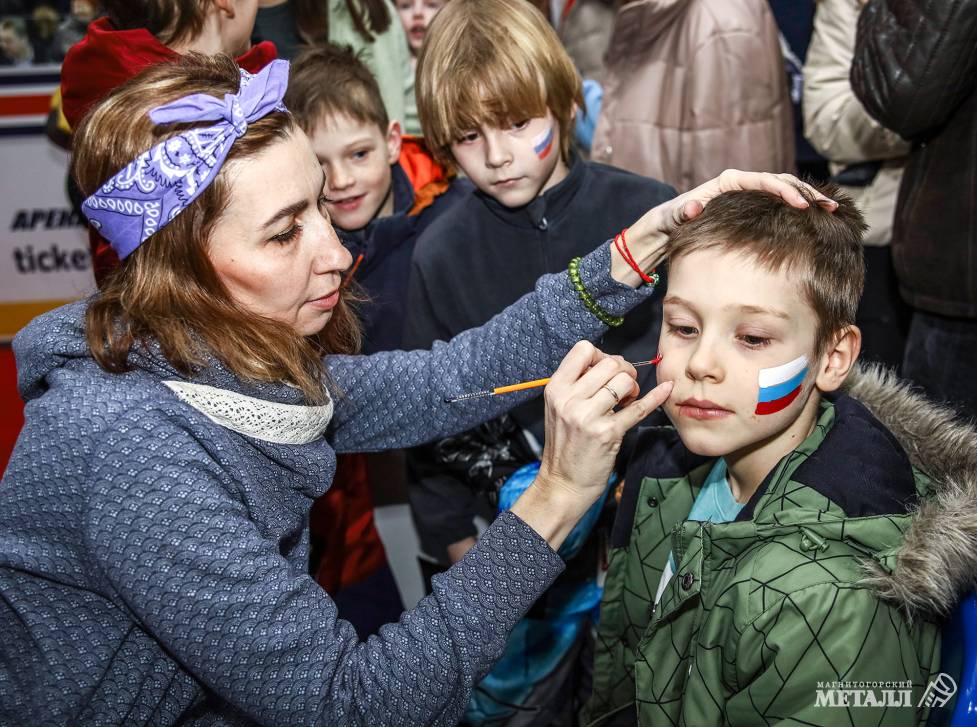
xmin=327 ymin=171 xmax=830 ymax=454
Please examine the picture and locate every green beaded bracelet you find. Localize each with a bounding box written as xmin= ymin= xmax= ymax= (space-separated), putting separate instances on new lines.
xmin=568 ymin=257 xmax=624 ymax=328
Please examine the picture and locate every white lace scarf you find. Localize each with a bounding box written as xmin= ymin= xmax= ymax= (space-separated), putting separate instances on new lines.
xmin=163 ymin=380 xmax=334 ymax=445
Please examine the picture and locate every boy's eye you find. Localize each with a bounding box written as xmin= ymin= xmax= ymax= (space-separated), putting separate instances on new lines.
xmin=270 ymin=222 xmax=302 ymax=245
xmin=351 ymin=149 xmax=370 ymax=160
xmin=668 ymin=324 xmax=698 ymax=338
xmin=738 ymin=334 xmax=772 ymax=348
xmin=457 ymin=130 xmax=480 ymax=144
xmin=511 ymin=119 xmax=530 ymax=131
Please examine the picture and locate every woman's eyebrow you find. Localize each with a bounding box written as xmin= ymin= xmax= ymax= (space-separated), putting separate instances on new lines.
xmin=262 ymin=199 xmax=309 ymax=230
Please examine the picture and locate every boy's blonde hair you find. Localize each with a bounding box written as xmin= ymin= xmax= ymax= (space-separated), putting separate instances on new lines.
xmin=667 ymin=183 xmax=867 ymax=356
xmin=416 ymin=0 xmax=583 ymax=164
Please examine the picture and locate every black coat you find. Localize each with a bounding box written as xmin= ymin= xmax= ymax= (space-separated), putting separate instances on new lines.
xmin=851 ymin=0 xmax=977 ymax=318
xmin=403 ymin=156 xmax=675 ymax=558
xmin=338 ymin=164 xmax=472 ymax=354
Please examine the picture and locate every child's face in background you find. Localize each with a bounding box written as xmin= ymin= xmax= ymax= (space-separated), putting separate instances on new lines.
xmin=656 ymin=247 xmax=824 ymax=460
xmin=309 ymin=113 xmax=402 ymax=232
xmin=71 ymin=0 xmax=97 ymax=24
xmin=450 ymin=112 xmax=568 ymax=208
xmin=396 ymin=0 xmax=446 ymax=56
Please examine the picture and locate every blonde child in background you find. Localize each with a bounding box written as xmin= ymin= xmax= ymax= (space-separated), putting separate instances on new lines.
xmin=407 ymin=0 xmax=674 ymax=722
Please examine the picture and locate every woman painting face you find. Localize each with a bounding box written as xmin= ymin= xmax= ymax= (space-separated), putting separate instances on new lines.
xmin=207 ymin=128 xmax=353 ymax=336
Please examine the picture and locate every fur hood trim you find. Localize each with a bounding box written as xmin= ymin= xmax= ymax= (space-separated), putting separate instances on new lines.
xmin=844 ymin=364 xmax=977 ymax=619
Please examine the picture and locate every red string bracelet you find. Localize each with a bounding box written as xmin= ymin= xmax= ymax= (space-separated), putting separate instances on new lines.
xmin=613 ymin=228 xmax=657 ymax=285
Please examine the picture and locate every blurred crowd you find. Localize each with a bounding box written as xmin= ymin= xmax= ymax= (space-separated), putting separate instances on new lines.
xmin=0 ymin=0 xmax=98 ymax=65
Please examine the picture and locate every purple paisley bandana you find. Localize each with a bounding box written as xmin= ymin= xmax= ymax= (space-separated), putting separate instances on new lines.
xmin=81 ymin=59 xmax=290 ymax=260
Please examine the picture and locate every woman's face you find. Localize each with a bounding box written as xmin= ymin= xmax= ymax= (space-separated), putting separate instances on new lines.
xmin=208 ymin=129 xmax=353 ymax=337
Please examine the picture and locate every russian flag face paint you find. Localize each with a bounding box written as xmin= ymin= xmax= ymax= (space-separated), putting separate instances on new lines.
xmin=755 ymin=355 xmax=809 ymax=415
xmin=532 ymin=125 xmax=554 ymax=160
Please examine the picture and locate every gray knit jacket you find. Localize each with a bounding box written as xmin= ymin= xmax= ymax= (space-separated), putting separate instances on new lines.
xmin=0 ymin=244 xmax=655 ymax=727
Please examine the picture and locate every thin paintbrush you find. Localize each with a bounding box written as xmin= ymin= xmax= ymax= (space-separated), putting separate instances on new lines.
xmin=445 ymin=354 xmax=663 ymax=403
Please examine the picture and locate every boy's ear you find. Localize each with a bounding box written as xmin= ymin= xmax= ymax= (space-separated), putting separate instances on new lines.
xmin=814 ymin=325 xmax=862 ymax=393
xmin=385 ymin=120 xmax=403 ymax=165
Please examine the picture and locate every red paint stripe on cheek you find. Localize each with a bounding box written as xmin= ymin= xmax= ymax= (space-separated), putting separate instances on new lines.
xmin=537 ymin=139 xmax=553 ymax=160
xmin=754 ymin=386 xmax=802 ymax=415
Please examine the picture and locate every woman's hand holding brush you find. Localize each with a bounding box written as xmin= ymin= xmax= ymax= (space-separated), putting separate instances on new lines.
xmin=509 ymin=341 xmax=673 ymax=552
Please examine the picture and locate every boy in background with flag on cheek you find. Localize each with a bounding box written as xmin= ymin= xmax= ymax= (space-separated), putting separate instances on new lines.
xmin=405 ymin=0 xmax=674 ymax=722
xmin=585 ymin=184 xmax=977 ymax=726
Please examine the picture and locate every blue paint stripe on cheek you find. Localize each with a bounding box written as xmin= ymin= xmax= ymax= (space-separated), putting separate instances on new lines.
xmin=757 ymin=367 xmax=808 ymax=403
xmin=533 ymin=126 xmax=554 ymax=155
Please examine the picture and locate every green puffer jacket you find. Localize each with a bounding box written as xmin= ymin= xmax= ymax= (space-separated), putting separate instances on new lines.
xmin=583 ymin=366 xmax=977 ymax=726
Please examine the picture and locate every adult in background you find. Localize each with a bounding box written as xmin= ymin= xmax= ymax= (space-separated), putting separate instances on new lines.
xmin=30 ymin=4 xmax=62 ymax=64
xmin=0 ymin=52 xmax=819 ymax=727
xmin=590 ymin=0 xmax=794 ymax=192
xmin=851 ymin=0 xmax=977 ymax=420
xmin=0 ymin=15 xmax=33 ymax=65
xmin=803 ymin=0 xmax=910 ymax=371
xmin=51 ymin=0 xmax=99 ymax=62
xmin=557 ymin=0 xmax=615 ymax=85
xmin=768 ymin=0 xmax=830 ymax=182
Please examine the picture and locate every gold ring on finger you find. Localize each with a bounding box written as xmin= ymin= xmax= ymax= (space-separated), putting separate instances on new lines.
xmin=601 ymin=385 xmax=620 ymax=403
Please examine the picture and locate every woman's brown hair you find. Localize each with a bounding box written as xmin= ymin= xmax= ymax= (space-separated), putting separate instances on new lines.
xmin=72 ymin=53 xmax=361 ymax=404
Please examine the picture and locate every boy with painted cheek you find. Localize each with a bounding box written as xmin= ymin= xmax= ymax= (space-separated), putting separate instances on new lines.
xmin=584 ymin=184 xmax=977 ymax=727
xmin=655 ymin=246 xmax=851 ymax=498
xmin=449 ymin=112 xmax=567 ymax=210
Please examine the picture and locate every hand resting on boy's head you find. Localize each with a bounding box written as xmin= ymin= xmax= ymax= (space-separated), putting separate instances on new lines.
xmin=612 ymin=170 xmax=838 ymax=289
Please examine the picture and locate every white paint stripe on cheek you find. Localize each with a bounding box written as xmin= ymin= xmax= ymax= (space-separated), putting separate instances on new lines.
xmin=758 ymin=354 xmax=809 ymax=388
xmin=532 ymin=125 xmax=553 ymax=153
